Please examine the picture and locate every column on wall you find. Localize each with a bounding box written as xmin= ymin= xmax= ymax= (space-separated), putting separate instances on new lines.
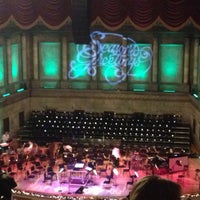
xmin=0 ymin=37 xmax=7 ymax=95
xmin=90 ymin=36 xmax=98 ymax=90
xmin=193 ymin=38 xmax=198 ymax=86
xmin=7 ymin=38 xmax=12 ymax=88
xmin=23 ymin=33 xmax=32 ymax=89
xmin=61 ymin=35 xmax=68 ymax=88
xmin=192 ymin=38 xmax=199 ymax=99
xmin=21 ymin=34 xmax=27 ymax=84
xmin=183 ymin=37 xmax=190 ymax=86
xmin=152 ymin=35 xmax=158 ymax=91
xmin=33 ymin=35 xmax=39 ymax=88
xmin=118 ymin=36 xmax=127 ymax=90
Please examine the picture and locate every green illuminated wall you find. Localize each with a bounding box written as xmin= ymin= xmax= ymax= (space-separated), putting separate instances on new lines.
xmin=68 ymin=43 xmax=90 ymax=80
xmin=68 ymin=43 xmax=91 ymax=89
xmin=11 ymin=43 xmax=20 ymax=82
xmin=98 ymin=43 xmax=122 ymax=90
xmin=67 ymin=42 xmax=153 ymax=90
xmin=127 ymin=43 xmax=152 ymax=91
xmin=159 ymin=44 xmax=183 ymax=84
xmin=99 ymin=43 xmax=119 ymax=81
xmin=0 ymin=46 xmax=4 ymax=86
xmin=39 ymin=42 xmax=61 ymax=80
xmin=128 ymin=44 xmax=151 ymax=82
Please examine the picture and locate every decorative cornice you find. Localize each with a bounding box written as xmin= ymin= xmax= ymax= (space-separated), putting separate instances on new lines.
xmin=30 ymin=89 xmax=191 ymax=102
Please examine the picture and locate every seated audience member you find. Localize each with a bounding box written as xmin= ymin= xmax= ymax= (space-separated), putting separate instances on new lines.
xmin=128 ymin=175 xmax=182 ymax=200
xmin=0 ymin=169 xmax=17 ymax=200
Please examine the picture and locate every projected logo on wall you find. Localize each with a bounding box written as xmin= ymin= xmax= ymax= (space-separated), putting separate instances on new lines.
xmin=68 ymin=31 xmax=153 ymax=85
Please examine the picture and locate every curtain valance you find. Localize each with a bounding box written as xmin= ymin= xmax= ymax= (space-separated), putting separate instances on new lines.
xmin=0 ymin=0 xmax=199 ymax=31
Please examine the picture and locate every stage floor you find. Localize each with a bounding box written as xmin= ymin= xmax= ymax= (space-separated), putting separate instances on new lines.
xmin=12 ymin=157 xmax=200 ymax=198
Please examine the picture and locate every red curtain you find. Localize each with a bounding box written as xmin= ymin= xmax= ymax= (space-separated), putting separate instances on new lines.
xmin=0 ymin=0 xmax=71 ymax=29
xmin=91 ymin=0 xmax=200 ymax=31
xmin=0 ymin=0 xmax=200 ymax=31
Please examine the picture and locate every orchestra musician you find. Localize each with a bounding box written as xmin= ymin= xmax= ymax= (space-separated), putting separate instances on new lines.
xmin=111 ymin=147 xmax=120 ymax=168
xmin=2 ymin=132 xmax=10 ymax=143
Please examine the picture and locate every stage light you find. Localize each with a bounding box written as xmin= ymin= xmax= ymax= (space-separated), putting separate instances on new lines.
xmin=16 ymin=88 xmax=25 ymax=93
xmin=2 ymin=92 xmax=11 ymax=97
xmin=193 ymin=93 xmax=199 ymax=99
xmin=133 ymin=88 xmax=146 ymax=92
xmin=163 ymin=89 xmax=176 ymax=93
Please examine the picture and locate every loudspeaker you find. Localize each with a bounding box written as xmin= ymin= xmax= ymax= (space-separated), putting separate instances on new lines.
xmin=71 ymin=0 xmax=90 ymax=44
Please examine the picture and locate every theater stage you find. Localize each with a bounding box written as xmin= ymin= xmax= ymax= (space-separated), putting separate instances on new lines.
xmin=11 ymin=157 xmax=200 ymax=199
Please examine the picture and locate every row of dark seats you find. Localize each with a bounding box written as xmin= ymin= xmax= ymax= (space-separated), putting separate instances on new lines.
xmin=18 ymin=109 xmax=191 ymax=151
